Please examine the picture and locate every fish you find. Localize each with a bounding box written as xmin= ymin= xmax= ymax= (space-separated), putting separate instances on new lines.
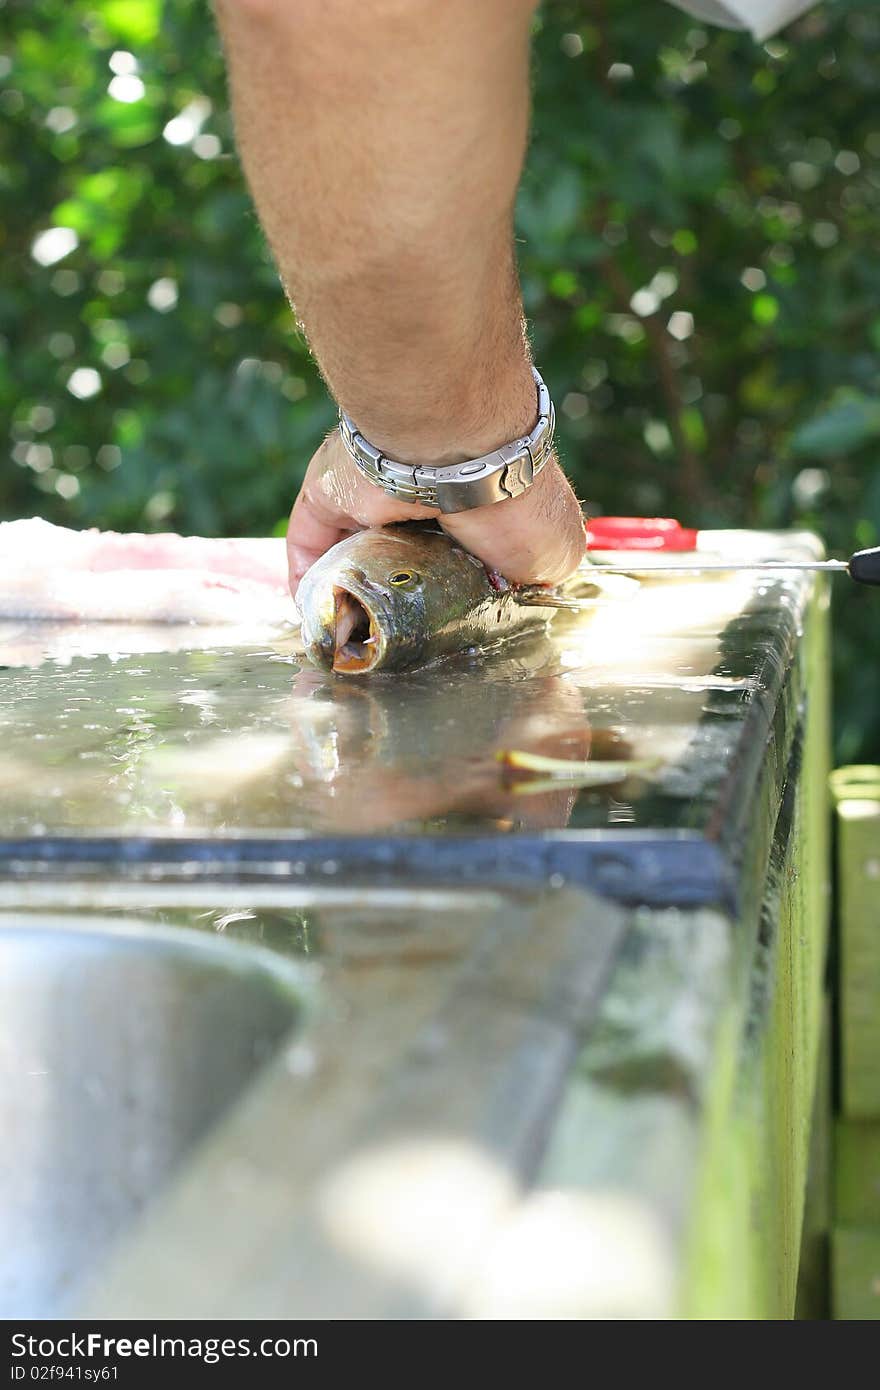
xmin=297 ymin=523 xmax=605 ymax=676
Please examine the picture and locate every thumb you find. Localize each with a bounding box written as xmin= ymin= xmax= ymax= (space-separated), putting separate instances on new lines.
xmin=439 ymin=458 xmax=586 ymax=586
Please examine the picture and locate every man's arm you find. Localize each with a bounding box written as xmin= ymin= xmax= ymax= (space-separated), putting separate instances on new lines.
xmin=213 ymin=0 xmax=586 ymax=591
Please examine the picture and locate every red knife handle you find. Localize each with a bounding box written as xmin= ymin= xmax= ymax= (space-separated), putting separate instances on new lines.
xmin=584 ymin=516 xmax=699 ymax=552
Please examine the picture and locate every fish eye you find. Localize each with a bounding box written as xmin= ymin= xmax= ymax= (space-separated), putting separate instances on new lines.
xmin=389 ymin=569 xmax=420 ymax=589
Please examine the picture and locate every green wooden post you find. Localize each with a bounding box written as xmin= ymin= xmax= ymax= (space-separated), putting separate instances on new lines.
xmin=830 ymin=768 xmax=880 ymax=1318
xmin=832 ymin=1229 xmax=880 ymax=1319
xmin=832 ymin=1118 xmax=880 ymax=1317
xmin=832 ymin=1123 xmax=880 ymax=1324
xmin=831 ymin=768 xmax=880 ymax=1119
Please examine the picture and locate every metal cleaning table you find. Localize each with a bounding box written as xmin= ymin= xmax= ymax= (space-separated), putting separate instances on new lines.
xmin=0 ymin=529 xmax=831 ymax=1318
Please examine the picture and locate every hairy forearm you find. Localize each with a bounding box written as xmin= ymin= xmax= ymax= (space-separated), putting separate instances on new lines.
xmin=214 ymin=0 xmax=539 ymax=463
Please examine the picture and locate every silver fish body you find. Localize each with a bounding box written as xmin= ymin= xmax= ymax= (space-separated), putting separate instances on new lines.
xmin=297 ymin=524 xmax=553 ymax=675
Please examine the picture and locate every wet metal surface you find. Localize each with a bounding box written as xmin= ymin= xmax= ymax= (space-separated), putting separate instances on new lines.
xmin=0 ymin=532 xmax=825 ymax=913
xmin=2 ymin=887 xmax=623 ymax=1318
xmin=0 ymin=534 xmax=819 ymax=837
xmin=0 ymin=530 xmax=831 ymax=1318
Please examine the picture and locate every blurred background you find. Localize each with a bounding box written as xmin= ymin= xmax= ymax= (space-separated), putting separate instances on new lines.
xmin=2 ymin=0 xmax=879 ymax=760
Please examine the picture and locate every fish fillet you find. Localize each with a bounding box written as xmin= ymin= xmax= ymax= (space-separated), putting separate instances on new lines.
xmin=0 ymin=519 xmax=294 ymax=625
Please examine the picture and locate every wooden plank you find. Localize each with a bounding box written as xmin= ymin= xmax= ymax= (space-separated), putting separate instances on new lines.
xmin=831 ymin=767 xmax=880 ymax=1118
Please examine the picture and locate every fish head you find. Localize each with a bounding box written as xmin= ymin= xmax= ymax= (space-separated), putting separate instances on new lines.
xmin=298 ymin=527 xmax=459 ymax=675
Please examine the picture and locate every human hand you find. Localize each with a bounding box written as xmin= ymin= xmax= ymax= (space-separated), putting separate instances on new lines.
xmin=286 ymin=429 xmax=586 ymax=597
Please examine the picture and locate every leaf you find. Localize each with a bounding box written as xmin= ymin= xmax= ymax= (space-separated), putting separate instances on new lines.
xmin=99 ymin=0 xmax=162 ymax=44
xmin=517 ymin=167 xmax=583 ymax=245
xmin=752 ymin=294 xmax=779 ymax=327
xmin=790 ymin=397 xmax=880 ymax=458
xmin=99 ymin=100 xmax=161 ymax=149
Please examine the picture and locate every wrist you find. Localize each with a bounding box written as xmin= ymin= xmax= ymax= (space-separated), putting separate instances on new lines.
xmin=337 ymin=353 xmax=539 ymax=471
xmin=338 ymin=361 xmax=554 ymax=514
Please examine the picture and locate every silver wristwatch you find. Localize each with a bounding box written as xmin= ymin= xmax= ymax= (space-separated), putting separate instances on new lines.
xmin=337 ymin=365 xmax=555 ymax=514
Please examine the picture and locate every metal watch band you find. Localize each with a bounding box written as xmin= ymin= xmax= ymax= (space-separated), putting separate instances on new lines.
xmin=337 ymin=366 xmax=555 ymax=514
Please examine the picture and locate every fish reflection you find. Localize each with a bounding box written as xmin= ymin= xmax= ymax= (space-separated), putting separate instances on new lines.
xmin=0 ymin=634 xmax=638 ymax=837
xmin=281 ymin=658 xmax=633 ymax=833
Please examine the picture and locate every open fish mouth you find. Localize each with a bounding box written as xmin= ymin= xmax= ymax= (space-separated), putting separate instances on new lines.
xmin=330 ymin=586 xmax=383 ymax=674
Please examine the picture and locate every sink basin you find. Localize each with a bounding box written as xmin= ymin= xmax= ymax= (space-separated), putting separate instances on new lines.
xmin=0 ymin=916 xmax=305 ymax=1317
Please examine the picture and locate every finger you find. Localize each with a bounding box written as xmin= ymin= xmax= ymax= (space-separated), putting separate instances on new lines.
xmin=286 ymin=484 xmax=354 ymax=595
xmin=439 ymin=458 xmax=586 ymax=585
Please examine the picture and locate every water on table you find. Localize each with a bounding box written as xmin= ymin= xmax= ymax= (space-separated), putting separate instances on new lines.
xmin=0 ymin=535 xmax=820 ymax=839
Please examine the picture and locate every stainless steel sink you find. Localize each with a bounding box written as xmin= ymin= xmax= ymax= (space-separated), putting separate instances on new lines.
xmin=0 ymin=915 xmax=305 ymax=1317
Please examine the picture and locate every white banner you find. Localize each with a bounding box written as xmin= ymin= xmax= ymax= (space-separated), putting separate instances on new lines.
xmin=666 ymin=0 xmax=818 ymax=40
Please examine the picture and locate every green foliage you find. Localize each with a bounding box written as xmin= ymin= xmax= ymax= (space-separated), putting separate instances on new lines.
xmin=791 ymin=393 xmax=880 ymax=456
xmin=1 ymin=0 xmax=332 ymax=540
xmin=2 ymin=0 xmax=880 ymax=758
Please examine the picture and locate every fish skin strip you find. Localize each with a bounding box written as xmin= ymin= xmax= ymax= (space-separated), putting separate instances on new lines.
xmin=0 ymin=567 xmax=295 ymax=626
xmin=0 ymin=518 xmax=288 ymax=584
xmin=0 ymin=519 xmax=294 ymax=625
